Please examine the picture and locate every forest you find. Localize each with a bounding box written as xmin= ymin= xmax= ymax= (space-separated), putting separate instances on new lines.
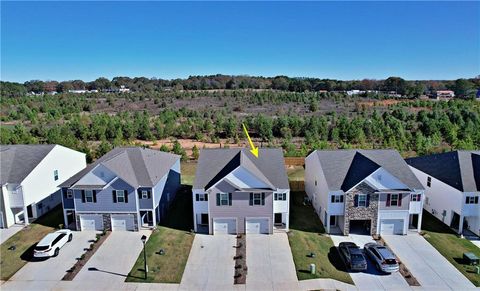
xmin=1 ymin=81 xmax=479 ymax=162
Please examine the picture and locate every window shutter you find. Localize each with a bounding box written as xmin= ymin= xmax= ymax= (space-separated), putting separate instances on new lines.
xmin=354 ymin=195 xmax=358 ymax=207
xmin=249 ymin=193 xmax=253 ymax=206
xmin=196 ymin=194 xmax=199 ymax=201
xmin=283 ymin=193 xmax=287 ymax=201
xmin=205 ymin=193 xmax=208 ymax=201
xmin=386 ymin=194 xmax=391 ymax=206
xmin=148 ymin=190 xmax=151 ymax=199
xmin=228 ymin=193 xmax=232 ymax=206
xmin=216 ymin=193 xmax=220 ymax=206
xmin=475 ymin=196 xmax=479 ymax=204
xmin=124 ymin=190 xmax=128 ymax=203
xmin=398 ymin=194 xmax=402 ymax=206
xmin=138 ymin=190 xmax=142 ymax=199
xmin=93 ymin=190 xmax=97 ymax=203
xmin=261 ymin=193 xmax=265 ymax=205
xmin=466 ymin=196 xmax=469 ymax=204
xmin=331 ymin=195 xmax=335 ymax=203
xmin=417 ymin=194 xmax=421 ymax=201
xmin=113 ymin=190 xmax=117 ymax=203
xmin=366 ymin=194 xmax=370 ymax=207
xmin=81 ymin=190 xmax=86 ymax=203
xmin=274 ymin=193 xmax=278 ymax=200
xmin=340 ymin=195 xmax=344 ymax=203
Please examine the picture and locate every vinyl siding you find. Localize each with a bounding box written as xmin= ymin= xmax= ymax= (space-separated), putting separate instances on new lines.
xmin=157 ymin=169 xmax=181 ymax=221
xmin=378 ymin=192 xmax=411 ymax=210
xmin=62 ymin=187 xmax=74 ymax=209
xmin=138 ymin=187 xmax=153 ymax=209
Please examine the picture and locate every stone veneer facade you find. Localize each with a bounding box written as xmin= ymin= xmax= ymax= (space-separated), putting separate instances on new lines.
xmin=344 ymin=182 xmax=379 ymax=235
xmin=75 ymin=213 xmax=139 ymax=231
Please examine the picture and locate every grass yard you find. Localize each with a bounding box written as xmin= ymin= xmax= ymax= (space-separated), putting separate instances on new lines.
xmin=287 ymin=192 xmax=353 ymax=284
xmin=181 ymin=161 xmax=197 ymax=186
xmin=421 ymin=210 xmax=480 ymax=286
xmin=0 ymin=205 xmax=63 ymax=280
xmin=126 ymin=185 xmax=195 ymax=283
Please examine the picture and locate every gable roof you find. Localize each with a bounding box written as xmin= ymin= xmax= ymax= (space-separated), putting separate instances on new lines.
xmin=60 ymin=147 xmax=179 ymax=188
xmin=1 ymin=144 xmax=56 ymax=185
xmin=311 ymin=149 xmax=423 ymax=192
xmin=193 ymin=148 xmax=289 ymax=190
xmin=406 ymin=151 xmax=480 ymax=192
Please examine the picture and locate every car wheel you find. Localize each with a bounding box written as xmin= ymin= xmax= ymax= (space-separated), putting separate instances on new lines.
xmin=68 ymin=234 xmax=73 ymax=242
xmin=54 ymin=248 xmax=59 ymax=257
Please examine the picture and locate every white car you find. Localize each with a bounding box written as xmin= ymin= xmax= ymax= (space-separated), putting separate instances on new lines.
xmin=34 ymin=229 xmax=73 ymax=258
xmin=364 ymin=242 xmax=400 ymax=273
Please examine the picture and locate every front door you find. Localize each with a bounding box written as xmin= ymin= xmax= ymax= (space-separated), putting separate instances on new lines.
xmin=330 ymin=215 xmax=336 ymax=226
xmin=274 ymin=213 xmax=282 ymax=224
xmin=201 ymin=213 xmax=209 ymax=225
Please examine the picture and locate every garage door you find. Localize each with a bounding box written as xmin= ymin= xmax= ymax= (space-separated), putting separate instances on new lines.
xmin=213 ymin=218 xmax=236 ymax=235
xmin=246 ymin=218 xmax=269 ymax=234
xmin=80 ymin=215 xmax=104 ymax=231
xmin=111 ymin=214 xmax=135 ymax=231
xmin=380 ymin=219 xmax=404 ymax=235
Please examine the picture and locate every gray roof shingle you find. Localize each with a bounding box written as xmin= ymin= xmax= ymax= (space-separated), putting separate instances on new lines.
xmin=60 ymin=147 xmax=179 ymax=188
xmin=312 ymin=149 xmax=423 ymax=191
xmin=193 ymin=148 xmax=289 ymax=190
xmin=1 ymin=144 xmax=56 ymax=185
xmin=406 ymin=150 xmax=480 ymax=192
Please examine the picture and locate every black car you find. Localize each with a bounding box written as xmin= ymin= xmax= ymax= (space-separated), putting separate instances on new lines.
xmin=338 ymin=242 xmax=367 ymax=271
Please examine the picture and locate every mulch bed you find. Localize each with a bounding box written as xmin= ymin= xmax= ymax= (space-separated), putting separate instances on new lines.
xmin=234 ymin=234 xmax=247 ymax=284
xmin=62 ymin=231 xmax=111 ymax=281
xmin=377 ymin=236 xmax=420 ymax=286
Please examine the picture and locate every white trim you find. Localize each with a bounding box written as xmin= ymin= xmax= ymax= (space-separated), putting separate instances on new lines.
xmin=103 ymin=177 xmax=119 ymax=189
xmin=245 ymin=216 xmax=271 ymax=234
xmin=75 ymin=210 xmax=137 ymax=214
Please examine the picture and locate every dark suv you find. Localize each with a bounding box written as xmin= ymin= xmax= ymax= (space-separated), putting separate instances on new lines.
xmin=338 ymin=242 xmax=367 ymax=271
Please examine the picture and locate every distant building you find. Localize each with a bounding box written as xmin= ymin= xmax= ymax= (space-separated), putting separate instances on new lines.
xmin=434 ymin=90 xmax=455 ymax=100
xmin=347 ymin=90 xmax=365 ymax=96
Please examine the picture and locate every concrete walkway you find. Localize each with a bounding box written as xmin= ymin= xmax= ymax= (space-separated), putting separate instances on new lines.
xmin=0 ymin=224 xmax=24 ymax=244
xmin=383 ymin=233 xmax=475 ymax=290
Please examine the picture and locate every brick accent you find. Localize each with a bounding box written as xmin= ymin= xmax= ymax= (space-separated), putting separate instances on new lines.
xmin=344 ymin=182 xmax=379 ymax=236
xmin=102 ymin=214 xmax=112 ymax=230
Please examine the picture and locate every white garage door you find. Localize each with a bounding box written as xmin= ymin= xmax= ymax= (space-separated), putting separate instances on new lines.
xmin=111 ymin=214 xmax=135 ymax=231
xmin=213 ymin=218 xmax=236 ymax=235
xmin=380 ymin=219 xmax=404 ymax=235
xmin=80 ymin=215 xmax=104 ymax=231
xmin=246 ymin=218 xmax=269 ymax=234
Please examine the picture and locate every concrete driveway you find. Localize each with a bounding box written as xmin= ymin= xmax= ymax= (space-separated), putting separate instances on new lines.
xmin=330 ymin=234 xmax=409 ymax=290
xmin=180 ymin=234 xmax=236 ymax=290
xmin=1 ymin=224 xmax=24 ymax=244
xmin=10 ymin=231 xmax=97 ymax=281
xmin=383 ymin=233 xmax=476 ymax=290
xmin=246 ymin=233 xmax=299 ymax=290
xmin=74 ymin=230 xmax=151 ymax=283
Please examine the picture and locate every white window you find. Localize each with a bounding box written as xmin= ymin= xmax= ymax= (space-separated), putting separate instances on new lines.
xmin=116 ymin=190 xmax=125 ymax=203
xmin=54 ymin=170 xmax=59 ymax=181
xmin=358 ymin=194 xmax=367 ymax=207
xmin=196 ymin=193 xmax=208 ymax=201
xmin=466 ymin=196 xmax=479 ymax=204
xmin=411 ymin=194 xmax=421 ymax=202
xmin=427 ymin=176 xmax=432 ymax=187
xmin=220 ymin=193 xmax=229 ymax=206
xmin=425 ymin=197 xmax=429 ymax=205
xmin=67 ymin=190 xmax=73 ymax=199
xmin=142 ymin=190 xmax=148 ymax=199
xmin=390 ymin=194 xmax=399 ymax=206
xmin=331 ymin=195 xmax=344 ymax=203
xmin=85 ymin=190 xmax=94 ymax=203
xmin=274 ymin=193 xmax=286 ymax=201
xmin=253 ymin=193 xmax=263 ymax=205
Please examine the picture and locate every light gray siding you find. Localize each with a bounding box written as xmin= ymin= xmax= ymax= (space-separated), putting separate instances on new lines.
xmin=74 ymin=178 xmax=137 ymax=212
xmin=208 ymin=185 xmax=274 ymax=234
xmin=378 ymin=192 xmax=410 ymax=210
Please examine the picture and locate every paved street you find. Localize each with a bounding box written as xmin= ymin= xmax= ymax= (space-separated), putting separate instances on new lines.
xmin=246 ymin=233 xmax=299 ymax=290
xmin=74 ymin=230 xmax=151 ymax=283
xmin=383 ymin=233 xmax=475 ymax=290
xmin=0 ymin=225 xmax=24 ymax=244
xmin=10 ymin=231 xmax=97 ymax=281
xmin=180 ymin=234 xmax=236 ymax=290
xmin=330 ymin=234 xmax=410 ymax=290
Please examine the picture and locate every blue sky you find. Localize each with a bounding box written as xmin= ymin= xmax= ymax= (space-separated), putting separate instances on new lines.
xmin=1 ymin=1 xmax=479 ymax=82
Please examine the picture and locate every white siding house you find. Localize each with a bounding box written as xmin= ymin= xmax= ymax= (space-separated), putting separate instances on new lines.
xmin=0 ymin=145 xmax=86 ymax=228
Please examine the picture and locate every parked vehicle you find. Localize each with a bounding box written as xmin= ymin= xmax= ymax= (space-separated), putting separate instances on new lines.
xmin=34 ymin=230 xmax=73 ymax=258
xmin=338 ymin=242 xmax=367 ymax=271
xmin=364 ymin=242 xmax=400 ymax=273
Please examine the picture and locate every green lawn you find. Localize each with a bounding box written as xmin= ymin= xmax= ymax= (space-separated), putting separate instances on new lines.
xmin=287 ymin=192 xmax=353 ymax=284
xmin=126 ymin=185 xmax=195 ymax=283
xmin=181 ymin=161 xmax=197 ymax=186
xmin=0 ymin=205 xmax=63 ymax=280
xmin=421 ymin=210 xmax=480 ymax=286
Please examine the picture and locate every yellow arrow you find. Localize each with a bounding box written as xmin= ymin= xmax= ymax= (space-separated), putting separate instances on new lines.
xmin=242 ymin=123 xmax=259 ymax=158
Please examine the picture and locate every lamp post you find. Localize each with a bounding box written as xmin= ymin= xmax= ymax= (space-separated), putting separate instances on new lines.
xmin=141 ymin=235 xmax=148 ymax=279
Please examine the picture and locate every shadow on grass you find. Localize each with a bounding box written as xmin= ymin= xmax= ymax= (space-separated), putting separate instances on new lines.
xmin=19 ymin=243 xmax=37 ymax=262
xmin=31 ymin=205 xmax=64 ymax=229
xmin=87 ymin=267 xmax=144 ymax=280
xmin=289 ymin=191 xmax=326 ymax=233
xmin=328 ymin=246 xmax=347 ymax=272
xmin=421 ymin=210 xmax=457 ymax=234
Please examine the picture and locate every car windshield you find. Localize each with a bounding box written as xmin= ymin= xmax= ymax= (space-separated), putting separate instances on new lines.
xmin=35 ymin=245 xmax=50 ymax=251
xmin=351 ymin=254 xmax=365 ymax=261
xmin=385 ymin=259 xmax=397 ymax=265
